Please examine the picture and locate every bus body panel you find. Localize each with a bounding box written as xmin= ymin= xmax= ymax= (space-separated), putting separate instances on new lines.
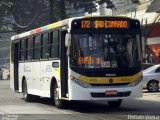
xmin=68 ymin=69 xmax=142 ymax=100
xmin=17 ymin=60 xmax=61 ymax=98
xmin=18 ymin=63 xmax=24 ymax=92
xmin=24 ymin=62 xmax=33 ymax=93
xmin=10 ymin=64 xmax=14 ymax=91
xmin=69 ymin=79 xmax=142 ymax=100
xmin=32 ymin=62 xmax=41 ymax=96
xmin=40 ymin=60 xmax=61 ymax=98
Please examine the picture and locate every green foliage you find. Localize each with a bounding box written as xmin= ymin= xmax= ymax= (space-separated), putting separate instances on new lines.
xmin=0 ymin=0 xmax=19 ymax=31
xmin=0 ymin=0 xmax=18 ymax=15
xmin=12 ymin=0 xmax=51 ymax=33
xmin=0 ymin=0 xmax=66 ymax=33
xmin=0 ymin=0 xmax=109 ymax=33
xmin=66 ymin=0 xmax=97 ymax=13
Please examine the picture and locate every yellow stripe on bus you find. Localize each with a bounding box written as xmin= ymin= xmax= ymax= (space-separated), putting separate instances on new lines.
xmin=57 ymin=68 xmax=60 ymax=79
xmin=79 ymin=71 xmax=142 ymax=84
xmin=47 ymin=22 xmax=62 ymax=30
xmin=33 ymin=67 xmax=36 ymax=79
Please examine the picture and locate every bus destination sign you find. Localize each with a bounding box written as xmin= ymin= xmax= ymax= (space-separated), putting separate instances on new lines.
xmin=81 ymin=20 xmax=129 ymax=29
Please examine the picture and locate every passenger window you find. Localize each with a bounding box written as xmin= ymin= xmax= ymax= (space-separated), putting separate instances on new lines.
xmin=26 ymin=37 xmax=33 ymax=60
xmin=19 ymin=40 xmax=22 ymax=61
xmin=19 ymin=40 xmax=25 ymax=61
xmin=41 ymin=33 xmax=49 ymax=59
xmin=24 ymin=38 xmax=28 ymax=61
xmin=33 ymin=35 xmax=41 ymax=60
xmin=155 ymin=67 xmax=160 ymax=73
xmin=42 ymin=33 xmax=49 ymax=45
xmin=50 ymin=30 xmax=59 ymax=58
xmin=28 ymin=37 xmax=33 ymax=48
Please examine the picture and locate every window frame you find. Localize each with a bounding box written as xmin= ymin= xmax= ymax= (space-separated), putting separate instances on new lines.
xmin=33 ymin=34 xmax=41 ymax=61
xmin=18 ymin=39 xmax=25 ymax=62
xmin=26 ymin=37 xmax=33 ymax=61
xmin=155 ymin=66 xmax=160 ymax=73
xmin=41 ymin=32 xmax=50 ymax=60
xmin=49 ymin=29 xmax=60 ymax=59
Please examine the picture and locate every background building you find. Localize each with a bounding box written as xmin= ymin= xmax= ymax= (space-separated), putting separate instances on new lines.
xmin=101 ymin=0 xmax=160 ymax=63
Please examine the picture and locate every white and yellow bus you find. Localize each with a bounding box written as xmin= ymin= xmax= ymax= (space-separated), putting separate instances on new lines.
xmin=10 ymin=16 xmax=143 ymax=108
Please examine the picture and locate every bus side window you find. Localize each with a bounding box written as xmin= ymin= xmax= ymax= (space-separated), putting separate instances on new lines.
xmin=21 ymin=39 xmax=25 ymax=61
xmin=19 ymin=39 xmax=25 ymax=62
xmin=33 ymin=35 xmax=41 ymax=60
xmin=18 ymin=40 xmax=22 ymax=61
xmin=27 ymin=37 xmax=33 ymax=61
xmin=41 ymin=33 xmax=49 ymax=59
xmin=50 ymin=30 xmax=59 ymax=59
xmin=25 ymin=38 xmax=28 ymax=61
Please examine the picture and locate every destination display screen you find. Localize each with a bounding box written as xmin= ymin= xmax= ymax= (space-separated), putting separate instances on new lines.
xmin=81 ymin=20 xmax=128 ymax=29
xmin=71 ymin=17 xmax=140 ymax=32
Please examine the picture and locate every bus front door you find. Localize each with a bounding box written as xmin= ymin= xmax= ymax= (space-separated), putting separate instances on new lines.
xmin=13 ymin=42 xmax=19 ymax=91
xmin=60 ymin=30 xmax=68 ymax=98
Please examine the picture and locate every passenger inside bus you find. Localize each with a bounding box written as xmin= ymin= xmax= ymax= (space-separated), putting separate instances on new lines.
xmin=117 ymin=36 xmax=132 ymax=68
xmin=71 ymin=34 xmax=140 ymax=69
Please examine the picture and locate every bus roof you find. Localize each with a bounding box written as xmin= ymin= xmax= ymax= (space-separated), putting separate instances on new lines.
xmin=11 ymin=15 xmax=134 ymax=41
xmin=11 ymin=19 xmax=70 ymax=41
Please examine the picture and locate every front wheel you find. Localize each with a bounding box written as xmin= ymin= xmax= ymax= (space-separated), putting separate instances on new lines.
xmin=22 ymin=80 xmax=33 ymax=102
xmin=108 ymin=99 xmax=122 ymax=108
xmin=53 ymin=83 xmax=65 ymax=109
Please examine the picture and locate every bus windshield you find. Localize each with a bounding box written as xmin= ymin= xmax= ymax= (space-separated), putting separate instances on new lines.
xmin=70 ymin=33 xmax=141 ymax=69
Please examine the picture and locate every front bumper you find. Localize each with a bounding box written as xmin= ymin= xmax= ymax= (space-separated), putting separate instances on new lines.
xmin=68 ymin=80 xmax=143 ymax=100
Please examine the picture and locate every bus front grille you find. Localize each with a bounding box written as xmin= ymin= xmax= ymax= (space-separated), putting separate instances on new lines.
xmin=91 ymin=91 xmax=131 ymax=98
xmin=90 ymin=83 xmax=130 ymax=87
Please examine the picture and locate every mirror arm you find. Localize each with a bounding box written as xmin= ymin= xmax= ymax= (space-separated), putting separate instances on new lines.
xmin=65 ymin=33 xmax=71 ymax=56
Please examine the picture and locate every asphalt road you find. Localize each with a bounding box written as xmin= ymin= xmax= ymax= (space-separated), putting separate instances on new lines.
xmin=0 ymin=80 xmax=160 ymax=120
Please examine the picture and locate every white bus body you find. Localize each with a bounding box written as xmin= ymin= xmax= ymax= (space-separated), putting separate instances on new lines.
xmin=10 ymin=16 xmax=143 ymax=108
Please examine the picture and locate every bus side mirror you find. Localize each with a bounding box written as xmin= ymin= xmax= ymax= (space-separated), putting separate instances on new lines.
xmin=65 ymin=33 xmax=71 ymax=47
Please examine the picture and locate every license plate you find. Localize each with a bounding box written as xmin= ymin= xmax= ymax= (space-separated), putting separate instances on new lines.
xmin=105 ymin=90 xmax=117 ymax=95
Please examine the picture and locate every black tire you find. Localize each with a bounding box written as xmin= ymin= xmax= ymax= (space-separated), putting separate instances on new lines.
xmin=108 ymin=99 xmax=122 ymax=108
xmin=53 ymin=83 xmax=65 ymax=109
xmin=147 ymin=81 xmax=159 ymax=92
xmin=22 ymin=80 xmax=33 ymax=102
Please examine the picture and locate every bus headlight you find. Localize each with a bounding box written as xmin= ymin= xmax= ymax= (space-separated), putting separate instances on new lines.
xmin=73 ymin=79 xmax=92 ymax=88
xmin=70 ymin=76 xmax=91 ymax=88
xmin=128 ymin=76 xmax=143 ymax=87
